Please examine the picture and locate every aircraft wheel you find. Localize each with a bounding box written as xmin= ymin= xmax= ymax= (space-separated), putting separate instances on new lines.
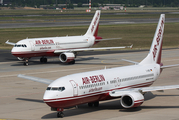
xmin=44 ymin=58 xmax=47 ymax=63
xmin=88 ymin=102 xmax=93 ymax=107
xmin=40 ymin=58 xmax=43 ymax=63
xmin=23 ymin=62 xmax=28 ymax=66
xmin=69 ymin=60 xmax=75 ymax=64
xmin=94 ymin=101 xmax=99 ymax=107
xmin=40 ymin=58 xmax=47 ymax=63
xmin=23 ymin=60 xmax=29 ymax=66
xmin=57 ymin=112 xmax=64 ymax=118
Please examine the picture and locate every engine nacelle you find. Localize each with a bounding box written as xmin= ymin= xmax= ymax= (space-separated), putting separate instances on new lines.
xmin=59 ymin=52 xmax=75 ymax=63
xmin=120 ymin=92 xmax=144 ymax=108
xmin=17 ymin=57 xmax=25 ymax=61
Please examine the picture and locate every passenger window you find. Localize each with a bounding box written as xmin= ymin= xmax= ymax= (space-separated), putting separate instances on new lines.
xmin=62 ymin=87 xmax=65 ymax=91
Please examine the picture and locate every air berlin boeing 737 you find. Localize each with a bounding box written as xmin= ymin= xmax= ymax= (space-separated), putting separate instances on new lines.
xmin=18 ymin=14 xmax=179 ymax=118
xmin=6 ymin=10 xmax=130 ymax=66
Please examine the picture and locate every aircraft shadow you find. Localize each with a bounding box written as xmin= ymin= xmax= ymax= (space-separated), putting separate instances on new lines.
xmin=10 ymin=57 xmax=99 ymax=66
xmin=16 ymin=98 xmax=44 ymax=103
xmin=16 ymin=92 xmax=179 ymax=119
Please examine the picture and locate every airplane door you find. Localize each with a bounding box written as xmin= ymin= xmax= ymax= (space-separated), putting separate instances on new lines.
xmin=115 ymin=77 xmax=120 ymax=87
xmin=70 ymin=80 xmax=78 ymax=96
xmin=29 ymin=41 xmax=35 ymax=51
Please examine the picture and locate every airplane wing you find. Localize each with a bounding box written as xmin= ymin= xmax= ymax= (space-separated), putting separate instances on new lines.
xmin=95 ymin=38 xmax=122 ymax=41
xmin=5 ymin=40 xmax=16 ymax=45
xmin=18 ymin=74 xmax=53 ymax=85
xmin=121 ymin=59 xmax=139 ymax=65
xmin=54 ymin=45 xmax=133 ymax=54
xmin=109 ymin=85 xmax=179 ymax=97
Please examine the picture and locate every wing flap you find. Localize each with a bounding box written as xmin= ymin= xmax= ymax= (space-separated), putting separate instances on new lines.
xmin=109 ymin=85 xmax=179 ymax=97
xmin=140 ymin=85 xmax=179 ymax=92
xmin=18 ymin=74 xmax=53 ymax=85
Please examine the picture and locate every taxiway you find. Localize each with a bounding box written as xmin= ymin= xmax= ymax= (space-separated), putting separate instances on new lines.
xmin=0 ymin=49 xmax=179 ymax=120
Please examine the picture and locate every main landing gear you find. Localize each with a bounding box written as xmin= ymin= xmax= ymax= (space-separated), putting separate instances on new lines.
xmin=88 ymin=101 xmax=99 ymax=107
xmin=68 ymin=60 xmax=75 ymax=64
xmin=40 ymin=57 xmax=47 ymax=63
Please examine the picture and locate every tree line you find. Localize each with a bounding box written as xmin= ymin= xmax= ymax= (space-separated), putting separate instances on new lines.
xmin=1 ymin=0 xmax=179 ymax=8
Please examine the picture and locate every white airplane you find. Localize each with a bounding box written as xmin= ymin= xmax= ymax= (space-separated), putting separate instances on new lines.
xmin=5 ymin=10 xmax=131 ymax=66
xmin=18 ymin=14 xmax=179 ymax=118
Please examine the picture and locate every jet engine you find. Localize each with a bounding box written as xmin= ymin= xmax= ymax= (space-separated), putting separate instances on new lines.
xmin=59 ymin=52 xmax=75 ymax=63
xmin=120 ymin=92 xmax=144 ymax=108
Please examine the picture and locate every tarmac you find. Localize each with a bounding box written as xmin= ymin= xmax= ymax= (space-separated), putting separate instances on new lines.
xmin=0 ymin=49 xmax=179 ymax=120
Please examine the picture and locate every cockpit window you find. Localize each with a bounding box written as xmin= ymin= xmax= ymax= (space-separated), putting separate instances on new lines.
xmin=46 ymin=87 xmax=51 ymax=90
xmin=14 ymin=44 xmax=27 ymax=47
xmin=51 ymin=87 xmax=58 ymax=90
xmin=46 ymin=87 xmax=65 ymax=91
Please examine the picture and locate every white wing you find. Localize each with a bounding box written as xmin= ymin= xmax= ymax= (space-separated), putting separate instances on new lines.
xmin=54 ymin=45 xmax=132 ymax=54
xmin=5 ymin=40 xmax=16 ymax=45
xmin=109 ymin=85 xmax=179 ymax=97
xmin=18 ymin=74 xmax=53 ymax=85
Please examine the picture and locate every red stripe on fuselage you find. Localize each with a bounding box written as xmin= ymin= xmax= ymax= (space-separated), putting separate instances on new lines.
xmin=12 ymin=50 xmax=56 ymax=58
xmin=43 ymin=81 xmax=154 ymax=108
xmin=11 ymin=47 xmax=89 ymax=58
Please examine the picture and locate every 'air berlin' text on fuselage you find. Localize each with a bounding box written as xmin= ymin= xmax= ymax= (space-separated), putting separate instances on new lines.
xmin=35 ymin=40 xmax=54 ymax=45
xmin=82 ymin=75 xmax=105 ymax=85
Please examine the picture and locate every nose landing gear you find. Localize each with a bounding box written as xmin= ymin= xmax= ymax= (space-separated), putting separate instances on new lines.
xmin=57 ymin=111 xmax=64 ymax=118
xmin=23 ymin=58 xmax=29 ymax=66
xmin=57 ymin=108 xmax=64 ymax=118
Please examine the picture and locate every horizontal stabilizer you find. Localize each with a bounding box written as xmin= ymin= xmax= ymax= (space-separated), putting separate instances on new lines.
xmin=161 ymin=64 xmax=179 ymax=69
xmin=18 ymin=74 xmax=53 ymax=85
xmin=121 ymin=59 xmax=139 ymax=65
xmin=95 ymin=38 xmax=122 ymax=41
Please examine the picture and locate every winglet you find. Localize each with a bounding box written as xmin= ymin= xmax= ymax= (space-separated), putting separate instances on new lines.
xmin=125 ymin=44 xmax=133 ymax=49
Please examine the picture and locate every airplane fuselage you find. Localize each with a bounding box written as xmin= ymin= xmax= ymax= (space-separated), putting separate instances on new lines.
xmin=43 ymin=63 xmax=160 ymax=109
xmin=11 ymin=35 xmax=97 ymax=58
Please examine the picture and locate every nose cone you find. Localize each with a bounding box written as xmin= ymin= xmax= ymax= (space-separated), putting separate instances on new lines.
xmin=43 ymin=90 xmax=52 ymax=100
xmin=43 ymin=91 xmax=62 ymax=108
xmin=11 ymin=47 xmax=19 ymax=57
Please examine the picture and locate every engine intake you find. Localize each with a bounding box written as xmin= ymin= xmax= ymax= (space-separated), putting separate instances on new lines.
xmin=59 ymin=52 xmax=75 ymax=63
xmin=120 ymin=92 xmax=144 ymax=108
